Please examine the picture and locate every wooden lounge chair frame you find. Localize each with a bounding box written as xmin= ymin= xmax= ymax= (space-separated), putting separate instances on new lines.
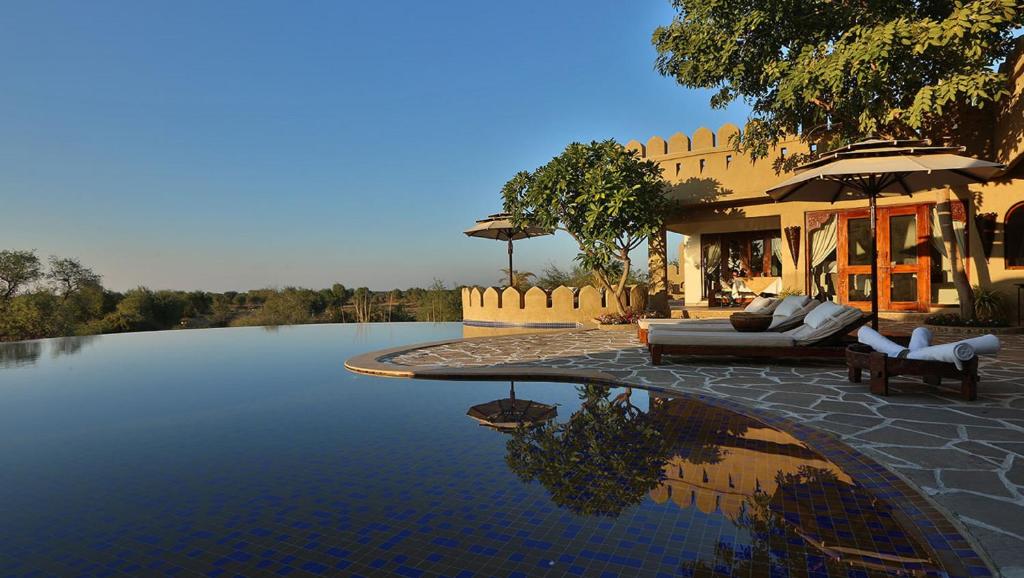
xmin=845 ymin=343 xmax=978 ymax=401
xmin=649 ymin=314 xmax=875 ymax=365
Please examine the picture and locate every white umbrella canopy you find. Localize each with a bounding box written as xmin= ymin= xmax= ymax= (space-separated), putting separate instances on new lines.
xmin=464 ymin=213 xmax=554 ymax=287
xmin=766 ymin=139 xmax=1005 ymax=327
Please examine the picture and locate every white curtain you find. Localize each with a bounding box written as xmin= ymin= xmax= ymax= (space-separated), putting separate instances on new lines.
xmin=771 ymin=237 xmax=782 ymax=275
xmin=930 ymin=206 xmax=966 ymax=280
xmin=808 ymin=215 xmax=838 ymax=299
xmin=809 ymin=214 xmax=838 ymax=269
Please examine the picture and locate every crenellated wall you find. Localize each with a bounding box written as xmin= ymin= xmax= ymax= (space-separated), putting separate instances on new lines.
xmin=461 ymin=285 xmax=647 ymax=326
xmin=625 ymin=123 xmax=810 ymax=206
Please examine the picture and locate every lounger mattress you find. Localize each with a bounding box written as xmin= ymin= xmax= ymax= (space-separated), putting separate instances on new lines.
xmin=637 ymin=318 xmax=731 ymax=330
xmin=648 ymin=330 xmax=795 ymax=347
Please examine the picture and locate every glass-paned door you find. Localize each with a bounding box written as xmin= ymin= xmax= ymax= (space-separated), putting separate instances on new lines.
xmin=837 ymin=205 xmax=931 ymax=312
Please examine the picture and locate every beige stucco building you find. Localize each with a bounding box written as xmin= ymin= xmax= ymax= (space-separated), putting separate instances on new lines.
xmin=643 ymin=43 xmax=1024 ymax=321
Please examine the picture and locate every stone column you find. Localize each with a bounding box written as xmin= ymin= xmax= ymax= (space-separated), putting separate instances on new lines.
xmin=647 ymin=225 xmax=670 ymax=315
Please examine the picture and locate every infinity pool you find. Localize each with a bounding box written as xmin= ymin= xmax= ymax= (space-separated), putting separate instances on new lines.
xmin=0 ymin=324 xmax=980 ymax=577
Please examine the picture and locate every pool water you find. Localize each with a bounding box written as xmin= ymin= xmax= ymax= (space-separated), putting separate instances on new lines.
xmin=0 ymin=324 xmax=975 ymax=577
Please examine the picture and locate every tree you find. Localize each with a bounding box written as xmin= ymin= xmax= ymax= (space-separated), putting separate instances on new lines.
xmin=231 ymin=288 xmax=320 ymax=327
xmin=96 ymin=287 xmax=160 ymax=333
xmin=498 ymin=268 xmax=536 ymax=291
xmin=351 ymin=287 xmax=375 ymax=323
xmin=0 ymin=250 xmax=43 ymax=301
xmin=415 ymin=279 xmax=461 ymax=322
xmin=46 ymin=256 xmax=102 ymax=301
xmin=502 ymin=140 xmax=669 ymax=313
xmin=652 ymin=0 xmax=1022 ymax=318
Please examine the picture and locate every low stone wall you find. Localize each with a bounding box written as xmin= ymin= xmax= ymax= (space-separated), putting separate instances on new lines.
xmin=461 ymin=285 xmax=647 ymax=327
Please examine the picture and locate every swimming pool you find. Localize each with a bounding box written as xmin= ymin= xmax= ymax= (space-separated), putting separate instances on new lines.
xmin=0 ymin=324 xmax=985 ymax=577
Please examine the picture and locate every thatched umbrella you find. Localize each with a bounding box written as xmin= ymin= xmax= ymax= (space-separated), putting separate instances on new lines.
xmin=466 ymin=382 xmax=557 ymax=431
xmin=766 ymin=139 xmax=1004 ymax=328
xmin=464 ymin=213 xmax=553 ymax=287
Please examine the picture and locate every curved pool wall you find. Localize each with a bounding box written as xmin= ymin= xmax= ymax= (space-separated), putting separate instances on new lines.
xmin=0 ymin=323 xmax=993 ymax=577
xmin=347 ymin=330 xmax=998 ymax=577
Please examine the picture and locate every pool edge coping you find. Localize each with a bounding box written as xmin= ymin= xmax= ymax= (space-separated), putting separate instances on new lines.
xmin=345 ymin=335 xmax=1000 ymax=577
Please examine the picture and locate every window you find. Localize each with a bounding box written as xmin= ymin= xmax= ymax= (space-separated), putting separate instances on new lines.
xmin=699 ymin=159 xmax=706 ymax=173
xmin=702 ymin=230 xmax=783 ymax=304
xmin=809 ymin=143 xmax=818 ymax=154
xmin=1006 ymin=202 xmax=1024 ymax=268
xmin=725 ymin=154 xmax=733 ymax=168
xmin=675 ymin=162 xmax=681 ymax=176
xmin=780 ymin=147 xmax=788 ymax=158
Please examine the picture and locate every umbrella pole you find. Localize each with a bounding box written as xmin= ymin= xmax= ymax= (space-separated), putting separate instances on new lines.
xmin=869 ymin=193 xmax=879 ymax=330
xmin=507 ymin=238 xmax=514 ymax=288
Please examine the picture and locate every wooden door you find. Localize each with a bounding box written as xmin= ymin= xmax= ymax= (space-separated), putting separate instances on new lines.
xmin=837 ymin=205 xmax=931 ymax=312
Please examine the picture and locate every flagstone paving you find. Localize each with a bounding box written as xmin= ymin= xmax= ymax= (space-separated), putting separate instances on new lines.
xmin=349 ymin=323 xmax=1024 ymax=577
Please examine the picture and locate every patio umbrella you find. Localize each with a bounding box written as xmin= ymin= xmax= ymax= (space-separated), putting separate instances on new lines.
xmin=766 ymin=139 xmax=1004 ymax=328
xmin=466 ymin=381 xmax=557 ymax=431
xmin=464 ymin=213 xmax=553 ymax=287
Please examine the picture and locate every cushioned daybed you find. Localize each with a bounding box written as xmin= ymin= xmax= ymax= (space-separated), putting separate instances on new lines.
xmin=637 ymin=296 xmax=815 ymax=345
xmin=648 ymin=302 xmax=871 ymax=365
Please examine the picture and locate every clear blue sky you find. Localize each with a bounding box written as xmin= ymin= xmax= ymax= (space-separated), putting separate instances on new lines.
xmin=0 ymin=1 xmax=749 ymax=292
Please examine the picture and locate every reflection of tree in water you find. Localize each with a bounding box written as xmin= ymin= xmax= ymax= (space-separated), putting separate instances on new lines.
xmin=505 ymin=385 xmax=673 ymax=517
xmin=0 ymin=341 xmax=42 ymax=368
xmin=682 ymin=466 xmax=940 ymax=577
xmin=50 ymin=335 xmax=97 ymax=358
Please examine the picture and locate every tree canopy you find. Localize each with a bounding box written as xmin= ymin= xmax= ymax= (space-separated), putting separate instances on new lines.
xmin=47 ymin=256 xmax=102 ymax=300
xmin=653 ymin=0 xmax=1023 ymax=162
xmin=502 ymin=140 xmax=668 ymax=313
xmin=0 ymin=250 xmax=43 ymax=301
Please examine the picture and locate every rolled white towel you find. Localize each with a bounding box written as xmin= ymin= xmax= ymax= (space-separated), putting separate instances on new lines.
xmin=907 ymin=342 xmax=977 ymax=370
xmin=857 ymin=326 xmax=907 ymax=358
xmin=908 ymin=327 xmax=932 ymax=351
xmin=960 ymin=334 xmax=1000 ymax=355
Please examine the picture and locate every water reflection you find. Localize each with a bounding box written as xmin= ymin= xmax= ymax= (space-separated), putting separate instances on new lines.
xmin=505 ymin=385 xmax=673 ymax=517
xmin=0 ymin=341 xmax=42 ymax=368
xmin=0 ymin=335 xmax=98 ymax=369
xmin=510 ymin=388 xmax=945 ymax=576
xmin=467 ymin=381 xmax=557 ymax=431
xmin=50 ymin=335 xmax=97 ymax=358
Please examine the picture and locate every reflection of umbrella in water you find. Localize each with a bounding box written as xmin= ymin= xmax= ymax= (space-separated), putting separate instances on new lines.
xmin=466 ymin=382 xmax=557 ymax=431
xmin=464 ymin=213 xmax=553 ymax=287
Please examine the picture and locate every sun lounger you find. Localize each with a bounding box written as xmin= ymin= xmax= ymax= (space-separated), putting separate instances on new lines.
xmin=637 ymin=296 xmax=812 ymax=344
xmin=648 ymin=303 xmax=870 ymax=364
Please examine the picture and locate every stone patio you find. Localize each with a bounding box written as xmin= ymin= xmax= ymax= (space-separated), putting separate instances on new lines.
xmin=346 ymin=323 xmax=1024 ymax=577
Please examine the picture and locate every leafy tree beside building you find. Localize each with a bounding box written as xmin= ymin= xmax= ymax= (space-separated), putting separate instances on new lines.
xmin=652 ymin=0 xmax=1022 ymax=318
xmin=502 ymin=140 xmax=669 ymax=314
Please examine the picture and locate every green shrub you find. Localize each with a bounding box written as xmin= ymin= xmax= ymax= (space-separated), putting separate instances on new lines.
xmin=973 ymin=285 xmax=1005 ymax=323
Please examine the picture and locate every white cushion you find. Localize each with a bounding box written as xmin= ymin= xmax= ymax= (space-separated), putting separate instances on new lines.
xmin=772 ymin=295 xmax=811 ymax=319
xmin=785 ymin=306 xmax=865 ymax=345
xmin=744 ymin=296 xmax=772 ymax=313
xmin=803 ymin=301 xmax=844 ymax=329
